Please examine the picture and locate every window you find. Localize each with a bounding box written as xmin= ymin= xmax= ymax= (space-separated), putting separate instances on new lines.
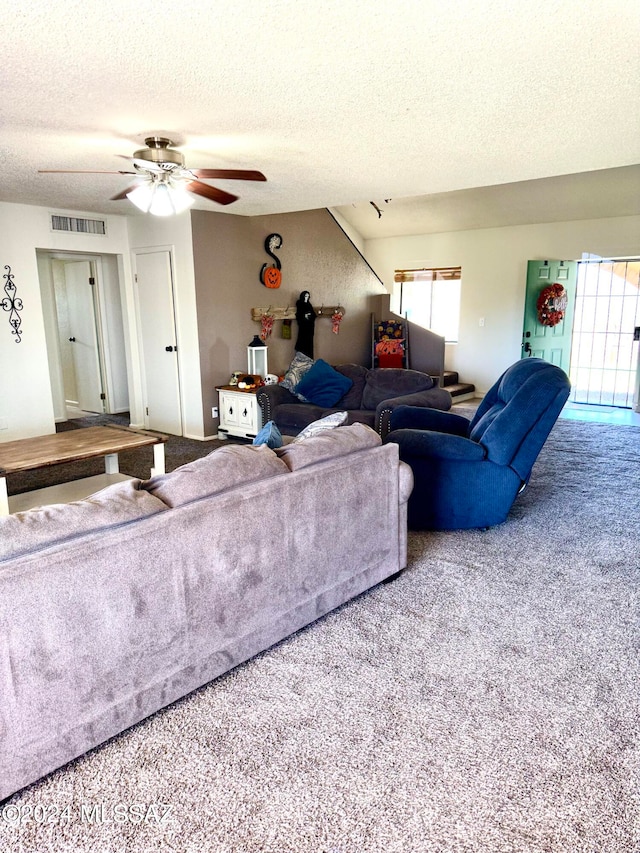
xmin=393 ymin=267 xmax=461 ymax=343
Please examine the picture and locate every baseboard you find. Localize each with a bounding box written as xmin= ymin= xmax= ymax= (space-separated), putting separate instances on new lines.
xmin=450 ymin=391 xmax=478 ymax=404
xmin=184 ymin=432 xmax=218 ymax=442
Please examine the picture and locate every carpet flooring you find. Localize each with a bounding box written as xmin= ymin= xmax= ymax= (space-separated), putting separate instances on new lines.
xmin=1 ymin=414 xmax=639 ymax=852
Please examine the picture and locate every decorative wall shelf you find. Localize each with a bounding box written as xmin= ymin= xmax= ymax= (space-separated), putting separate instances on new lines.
xmin=251 ymin=306 xmax=296 ymax=322
xmin=317 ymin=305 xmax=345 ymax=317
xmin=251 ymin=304 xmax=346 ymax=322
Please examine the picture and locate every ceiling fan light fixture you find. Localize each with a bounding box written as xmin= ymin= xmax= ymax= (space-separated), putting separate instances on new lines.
xmin=126 ymin=176 xmax=195 ymax=216
xmin=42 ymin=135 xmax=266 ymax=210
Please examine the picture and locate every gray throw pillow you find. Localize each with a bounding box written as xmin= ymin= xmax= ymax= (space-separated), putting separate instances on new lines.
xmin=292 ymin=410 xmax=348 ymax=442
xmin=280 ymin=351 xmax=315 ymax=400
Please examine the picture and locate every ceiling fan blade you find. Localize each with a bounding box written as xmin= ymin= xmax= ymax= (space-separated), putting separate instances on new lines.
xmin=39 ymin=169 xmax=137 ymax=174
xmin=110 ymin=184 xmax=140 ymax=201
xmin=188 ymin=169 xmax=267 ymax=182
xmin=185 ymin=180 xmax=238 ymax=205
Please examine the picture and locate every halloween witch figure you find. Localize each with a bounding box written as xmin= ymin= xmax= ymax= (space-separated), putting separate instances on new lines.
xmin=295 ymin=290 xmax=316 ymax=358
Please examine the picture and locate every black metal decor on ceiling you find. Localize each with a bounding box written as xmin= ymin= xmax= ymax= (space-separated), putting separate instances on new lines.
xmin=1 ymin=266 xmax=23 ymax=343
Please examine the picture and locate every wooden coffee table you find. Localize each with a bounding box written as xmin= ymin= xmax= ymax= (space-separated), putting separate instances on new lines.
xmin=0 ymin=425 xmax=167 ymax=516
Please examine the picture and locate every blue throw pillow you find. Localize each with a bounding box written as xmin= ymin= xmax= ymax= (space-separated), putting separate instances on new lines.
xmin=294 ymin=359 xmax=353 ymax=407
xmin=252 ymin=420 xmax=283 ymax=449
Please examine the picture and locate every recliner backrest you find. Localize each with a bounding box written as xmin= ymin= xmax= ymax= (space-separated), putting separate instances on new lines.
xmin=468 ymin=359 xmax=570 ymax=480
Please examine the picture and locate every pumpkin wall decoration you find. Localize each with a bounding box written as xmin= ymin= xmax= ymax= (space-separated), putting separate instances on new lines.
xmin=260 ymin=233 xmax=283 ymax=289
xmin=537 ymin=282 xmax=568 ymax=327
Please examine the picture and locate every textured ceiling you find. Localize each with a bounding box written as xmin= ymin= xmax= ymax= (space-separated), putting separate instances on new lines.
xmin=336 ymin=165 xmax=640 ymax=238
xmin=2 ymin=0 xmax=639 ymax=228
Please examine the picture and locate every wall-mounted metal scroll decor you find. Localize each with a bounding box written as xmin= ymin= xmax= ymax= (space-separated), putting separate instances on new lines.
xmin=260 ymin=233 xmax=283 ymax=288
xmin=1 ymin=266 xmax=23 ymax=343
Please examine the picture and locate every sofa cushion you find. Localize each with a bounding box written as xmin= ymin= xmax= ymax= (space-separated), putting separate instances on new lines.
xmin=333 ymin=364 xmax=368 ymax=409
xmin=0 ymin=479 xmax=167 ymax=561
xmin=294 ymin=359 xmax=353 ymax=407
xmin=362 ymin=368 xmax=434 ymax=410
xmin=144 ymin=444 xmax=288 ymax=508
xmin=276 ymin=422 xmax=381 ymax=471
xmin=280 ymin=351 xmax=315 ymax=398
xmin=292 ymin=410 xmax=348 ymax=442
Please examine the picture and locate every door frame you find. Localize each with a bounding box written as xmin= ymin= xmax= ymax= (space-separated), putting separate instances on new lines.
xmin=569 ymin=257 xmax=640 ymax=409
xmin=60 ymin=257 xmax=107 ymax=413
xmin=38 ymin=250 xmax=122 ymax=420
xmin=522 ymin=255 xmax=640 ymax=410
xmin=131 ymin=245 xmax=185 ymax=435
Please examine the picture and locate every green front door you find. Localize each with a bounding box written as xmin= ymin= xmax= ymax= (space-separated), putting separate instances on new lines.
xmin=522 ymin=259 xmax=578 ymax=373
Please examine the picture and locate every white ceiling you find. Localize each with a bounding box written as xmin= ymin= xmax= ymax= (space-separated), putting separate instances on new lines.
xmin=2 ymin=0 xmax=640 ymax=233
xmin=335 ymin=165 xmax=640 ymax=238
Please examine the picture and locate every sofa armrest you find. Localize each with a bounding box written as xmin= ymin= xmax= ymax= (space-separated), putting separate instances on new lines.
xmin=384 ymin=428 xmax=486 ymax=461
xmin=256 ymin=384 xmax=299 ymax=421
xmin=375 ymin=387 xmax=452 ymax=437
xmin=398 ymin=460 xmax=414 ymax=503
xmin=390 ymin=405 xmax=470 ymax=436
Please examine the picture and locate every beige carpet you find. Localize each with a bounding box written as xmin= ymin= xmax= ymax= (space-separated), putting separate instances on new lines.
xmin=1 ymin=416 xmax=639 ymax=852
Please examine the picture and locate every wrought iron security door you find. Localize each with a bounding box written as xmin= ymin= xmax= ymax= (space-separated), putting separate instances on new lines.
xmin=569 ymin=259 xmax=640 ymax=408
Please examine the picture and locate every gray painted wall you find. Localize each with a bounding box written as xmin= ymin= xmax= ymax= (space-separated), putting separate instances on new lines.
xmin=191 ymin=208 xmax=386 ymax=436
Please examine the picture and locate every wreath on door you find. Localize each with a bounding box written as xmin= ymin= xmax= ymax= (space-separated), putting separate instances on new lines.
xmin=537 ymin=283 xmax=568 ymax=327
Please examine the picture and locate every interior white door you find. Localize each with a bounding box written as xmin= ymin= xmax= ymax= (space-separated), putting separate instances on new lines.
xmin=134 ymin=250 xmax=183 ymax=435
xmin=64 ymin=260 xmax=105 ymax=413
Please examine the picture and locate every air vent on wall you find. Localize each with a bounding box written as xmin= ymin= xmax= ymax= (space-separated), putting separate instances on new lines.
xmin=50 ymin=214 xmax=106 ymax=235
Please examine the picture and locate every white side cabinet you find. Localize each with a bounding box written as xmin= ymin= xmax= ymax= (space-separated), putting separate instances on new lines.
xmin=216 ymin=386 xmax=263 ymax=440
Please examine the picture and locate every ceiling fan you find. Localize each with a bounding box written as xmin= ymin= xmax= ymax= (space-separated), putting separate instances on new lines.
xmin=39 ymin=136 xmax=267 ymax=215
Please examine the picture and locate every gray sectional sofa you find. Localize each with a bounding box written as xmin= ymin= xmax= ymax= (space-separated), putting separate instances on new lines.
xmin=0 ymin=424 xmax=413 ymax=800
xmin=256 ymin=364 xmax=452 ymax=438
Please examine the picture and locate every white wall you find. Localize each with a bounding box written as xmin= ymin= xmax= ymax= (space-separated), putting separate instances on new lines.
xmin=127 ymin=212 xmax=205 ymax=439
xmin=364 ymin=215 xmax=640 ymax=395
xmin=0 ymin=202 xmax=132 ymax=441
xmin=327 ymin=208 xmax=366 ymax=254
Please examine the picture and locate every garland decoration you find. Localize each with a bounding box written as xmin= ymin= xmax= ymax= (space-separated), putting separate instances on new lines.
xmin=260 ymin=311 xmax=275 ymax=341
xmin=536 ymin=282 xmax=567 ymax=327
xmin=331 ymin=310 xmax=344 ymax=335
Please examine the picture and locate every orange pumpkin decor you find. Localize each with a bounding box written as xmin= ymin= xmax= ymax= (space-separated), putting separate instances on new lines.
xmin=260 ymin=233 xmax=283 ymax=289
xmin=263 ymin=266 xmax=281 ymax=288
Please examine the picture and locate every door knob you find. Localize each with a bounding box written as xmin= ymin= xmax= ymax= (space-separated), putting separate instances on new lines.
xmin=523 ymin=342 xmax=531 ymax=354
xmin=69 ymin=336 xmax=76 ymax=342
xmin=165 ymin=345 xmax=176 ymax=352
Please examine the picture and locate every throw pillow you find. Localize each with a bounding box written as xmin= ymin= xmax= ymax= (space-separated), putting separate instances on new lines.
xmin=375 ymin=338 xmax=404 ymax=355
xmin=252 ymin=420 xmax=283 ymax=449
xmin=291 ymin=410 xmax=348 ymax=442
xmin=280 ymin=351 xmax=315 ymax=396
xmin=294 ymin=359 xmax=353 ymax=407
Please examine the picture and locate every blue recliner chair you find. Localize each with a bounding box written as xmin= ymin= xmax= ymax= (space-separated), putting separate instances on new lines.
xmin=383 ymin=358 xmax=570 ymax=530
